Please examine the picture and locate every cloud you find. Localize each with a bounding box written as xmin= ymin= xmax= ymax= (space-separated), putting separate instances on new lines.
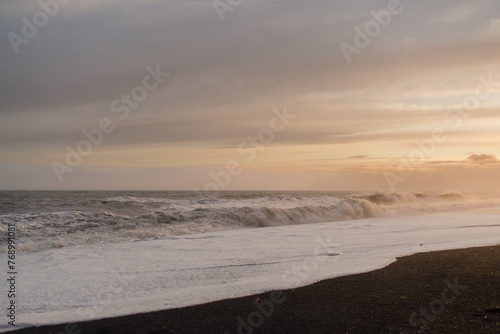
xmin=467 ymin=154 xmax=499 ymax=164
xmin=432 ymin=1 xmax=481 ymax=24
xmin=422 ymin=154 xmax=500 ymax=166
xmin=2 ymin=0 xmax=500 ymax=115
xmin=1 ymin=0 xmax=500 ymax=190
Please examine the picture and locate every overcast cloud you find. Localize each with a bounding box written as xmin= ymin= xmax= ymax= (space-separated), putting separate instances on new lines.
xmin=1 ymin=0 xmax=500 ymax=190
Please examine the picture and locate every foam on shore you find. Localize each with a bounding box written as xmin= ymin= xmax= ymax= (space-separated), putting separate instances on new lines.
xmin=5 ymin=207 xmax=500 ymax=332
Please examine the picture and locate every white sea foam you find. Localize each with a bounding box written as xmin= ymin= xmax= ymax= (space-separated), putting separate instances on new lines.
xmin=1 ymin=191 xmax=500 ymax=253
xmin=5 ymin=207 xmax=500 ymax=332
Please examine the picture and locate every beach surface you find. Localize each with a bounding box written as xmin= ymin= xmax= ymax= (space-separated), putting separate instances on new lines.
xmin=3 ymin=192 xmax=500 ymax=333
xmin=10 ymin=245 xmax=500 ymax=334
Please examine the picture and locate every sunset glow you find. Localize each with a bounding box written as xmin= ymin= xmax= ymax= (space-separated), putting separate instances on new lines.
xmin=1 ymin=0 xmax=500 ymax=191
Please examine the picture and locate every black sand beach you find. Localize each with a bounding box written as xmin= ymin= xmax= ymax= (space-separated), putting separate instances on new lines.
xmin=12 ymin=245 xmax=500 ymax=334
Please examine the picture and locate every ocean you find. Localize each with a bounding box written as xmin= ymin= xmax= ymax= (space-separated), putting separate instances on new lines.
xmin=1 ymin=190 xmax=499 ymax=253
xmin=1 ymin=190 xmax=500 ymax=331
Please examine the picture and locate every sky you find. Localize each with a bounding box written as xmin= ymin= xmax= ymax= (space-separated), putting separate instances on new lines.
xmin=1 ymin=0 xmax=500 ymax=191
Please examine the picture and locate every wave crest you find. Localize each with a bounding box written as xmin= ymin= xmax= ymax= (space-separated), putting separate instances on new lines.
xmin=2 ymin=190 xmax=494 ymax=253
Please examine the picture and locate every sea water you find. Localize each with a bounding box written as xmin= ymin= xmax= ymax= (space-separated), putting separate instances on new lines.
xmin=1 ymin=190 xmax=500 ymax=331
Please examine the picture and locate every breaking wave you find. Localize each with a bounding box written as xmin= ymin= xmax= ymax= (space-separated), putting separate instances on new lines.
xmin=1 ymin=190 xmax=497 ymax=253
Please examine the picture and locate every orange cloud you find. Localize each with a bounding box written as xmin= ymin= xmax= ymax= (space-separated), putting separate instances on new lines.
xmin=467 ymin=154 xmax=499 ymax=164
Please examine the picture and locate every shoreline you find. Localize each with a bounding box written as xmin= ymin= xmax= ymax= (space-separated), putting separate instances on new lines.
xmin=11 ymin=245 xmax=500 ymax=334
